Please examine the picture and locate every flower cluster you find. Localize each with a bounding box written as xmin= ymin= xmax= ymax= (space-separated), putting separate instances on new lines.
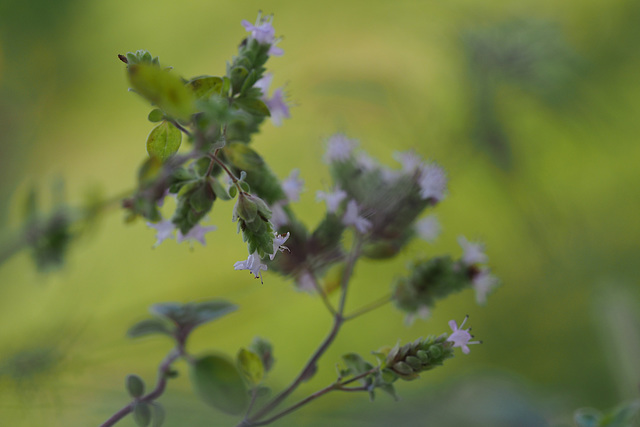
xmin=458 ymin=236 xmax=499 ymax=304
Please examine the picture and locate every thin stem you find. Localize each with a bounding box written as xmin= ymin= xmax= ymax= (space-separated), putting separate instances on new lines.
xmin=248 ymin=367 xmax=379 ymax=426
xmin=169 ymin=120 xmax=192 ymax=138
xmin=307 ymin=268 xmax=337 ymax=317
xmin=100 ymin=348 xmax=182 ymax=427
xmin=209 ymin=154 xmax=240 ymax=185
xmin=244 ymin=236 xmax=364 ymax=425
xmin=343 ymin=293 xmax=393 ymax=321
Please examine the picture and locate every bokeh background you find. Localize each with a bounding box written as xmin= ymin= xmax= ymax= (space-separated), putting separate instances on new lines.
xmin=1 ymin=0 xmax=639 ymax=426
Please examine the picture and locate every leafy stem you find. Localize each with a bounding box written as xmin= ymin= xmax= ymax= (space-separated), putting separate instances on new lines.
xmin=242 ymin=236 xmax=364 ymax=426
xmin=99 ymin=347 xmax=183 ymax=427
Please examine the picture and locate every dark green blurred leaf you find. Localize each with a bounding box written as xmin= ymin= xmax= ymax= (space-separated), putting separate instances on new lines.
xmin=192 ymin=300 xmax=237 ymax=328
xmin=126 ymin=374 xmax=145 ymax=398
xmin=190 ymin=354 xmax=248 ymax=415
xmin=151 ymin=402 xmax=165 ymax=427
xmin=133 ymin=402 xmax=152 ymax=427
xmin=127 ymin=319 xmax=173 ymax=339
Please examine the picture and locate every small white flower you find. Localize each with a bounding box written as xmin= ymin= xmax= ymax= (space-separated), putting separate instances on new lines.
xmin=458 ymin=236 xmax=489 ymax=266
xmin=234 ymin=252 xmax=268 ymax=283
xmin=316 ymin=188 xmax=347 ymax=213
xmin=177 ymin=224 xmax=217 ymax=246
xmin=342 ymin=200 xmax=372 ymax=234
xmin=393 ymin=150 xmax=423 ymax=173
xmin=472 ymin=268 xmax=499 ymax=305
xmin=446 ymin=316 xmax=481 ymax=354
xmin=282 ymin=169 xmax=304 ymax=202
xmin=324 ymin=134 xmax=357 ymax=163
xmin=147 ymin=220 xmax=175 ymax=248
xmin=417 ymin=163 xmax=447 ymax=202
xmin=269 ymin=232 xmax=290 ymax=260
xmin=415 ymin=215 xmax=441 ymax=243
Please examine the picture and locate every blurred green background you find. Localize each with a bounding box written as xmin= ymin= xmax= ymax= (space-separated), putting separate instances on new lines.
xmin=1 ymin=0 xmax=639 ymax=426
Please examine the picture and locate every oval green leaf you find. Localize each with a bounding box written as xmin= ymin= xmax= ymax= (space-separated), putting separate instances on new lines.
xmin=237 ymin=348 xmax=264 ymax=385
xmin=126 ymin=374 xmax=145 ymax=398
xmin=147 ymin=121 xmax=182 ymax=162
xmin=133 ymin=402 xmax=152 ymax=427
xmin=190 ymin=354 xmax=248 ymax=415
xmin=148 ymin=109 xmax=165 ymax=122
xmin=127 ymin=318 xmax=173 ymax=339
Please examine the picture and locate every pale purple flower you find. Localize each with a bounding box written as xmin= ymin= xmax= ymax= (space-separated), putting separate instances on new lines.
xmin=255 ymin=73 xmax=290 ymax=126
xmin=241 ymin=14 xmax=277 ymax=44
xmin=270 ymin=202 xmax=288 ymax=228
xmin=342 ymin=200 xmax=372 ymax=234
xmin=458 ymin=236 xmax=489 ymax=266
xmin=394 ymin=150 xmax=423 ymax=173
xmin=417 ymin=163 xmax=447 ymax=202
xmin=446 ymin=316 xmax=481 ymax=354
xmin=324 ymin=134 xmax=357 ymax=163
xmin=415 ymin=215 xmax=441 ymax=243
xmin=177 ymin=224 xmax=217 ymax=246
xmin=147 ymin=220 xmax=175 ymax=248
xmin=268 ymin=40 xmax=284 ymax=57
xmin=404 ymin=305 xmax=430 ymax=326
xmin=234 ymin=252 xmax=268 ymax=283
xmin=269 ymin=232 xmax=290 ymax=260
xmin=356 ymin=152 xmax=377 ymax=171
xmin=282 ymin=169 xmax=304 ymax=202
xmin=472 ymin=268 xmax=499 ymax=305
xmin=316 ymin=188 xmax=347 ymax=213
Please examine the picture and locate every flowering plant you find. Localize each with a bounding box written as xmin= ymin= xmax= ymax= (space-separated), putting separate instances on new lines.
xmin=3 ymin=13 xmax=499 ymax=427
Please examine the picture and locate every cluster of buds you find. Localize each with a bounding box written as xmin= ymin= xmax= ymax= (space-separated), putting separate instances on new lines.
xmin=393 ymin=237 xmax=500 ymax=323
xmin=381 ymin=334 xmax=455 ymax=381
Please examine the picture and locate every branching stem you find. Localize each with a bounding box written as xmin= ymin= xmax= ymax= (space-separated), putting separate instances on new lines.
xmin=99 ymin=347 xmax=182 ymax=427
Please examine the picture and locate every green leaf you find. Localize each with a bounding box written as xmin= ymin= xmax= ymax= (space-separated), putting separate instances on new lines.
xmin=133 ymin=402 xmax=152 ymax=427
xmin=190 ymin=354 xmax=249 ymax=415
xmin=209 ymin=177 xmax=232 ymax=201
xmin=230 ymin=66 xmax=249 ymax=94
xmin=237 ymin=348 xmax=264 ymax=385
xmin=342 ymin=353 xmax=372 ymax=375
xmin=128 ymin=63 xmax=195 ymax=121
xmin=147 ymin=121 xmax=182 ymax=162
xmin=249 ymin=337 xmax=274 ymax=373
xmin=192 ymin=300 xmax=237 ymax=328
xmin=148 ymin=109 xmax=165 ymax=122
xmin=127 ymin=318 xmax=173 ymax=339
xmin=151 ymin=403 xmax=166 ymax=427
xmin=126 ymin=374 xmax=145 ymax=398
xmin=187 ymin=76 xmax=223 ymax=99
xmin=234 ymin=97 xmax=270 ymax=116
